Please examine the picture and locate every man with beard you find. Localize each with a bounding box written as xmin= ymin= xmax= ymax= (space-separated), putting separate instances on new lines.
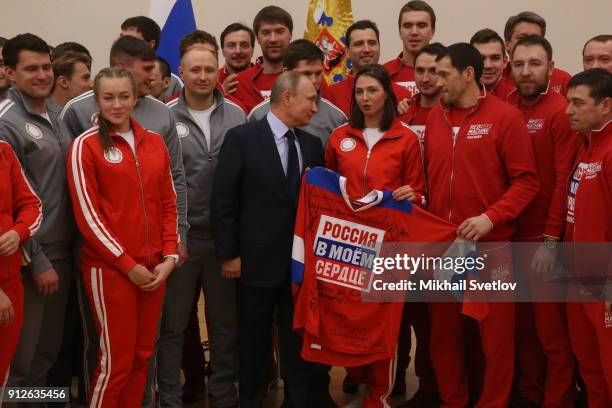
xmin=384 ymin=0 xmax=436 ymax=98
xmin=503 ymin=11 xmax=572 ymax=95
xmin=230 ymin=6 xmax=292 ymax=113
xmin=470 ymin=29 xmax=515 ymax=100
xmin=508 ymin=35 xmax=579 ymax=408
xmin=323 ymin=20 xmax=411 ymax=118
xmin=582 ymin=34 xmax=612 ymax=73
xmin=0 ymin=37 xmax=10 ymax=101
xmin=219 ymin=23 xmax=255 ymax=95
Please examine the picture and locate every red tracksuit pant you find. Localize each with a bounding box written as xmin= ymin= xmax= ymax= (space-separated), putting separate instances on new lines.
xmin=0 ymin=277 xmax=23 ymax=385
xmin=346 ymin=354 xmax=398 ymax=408
xmin=514 ymin=240 xmax=576 ymax=407
xmin=429 ymin=245 xmax=515 ymax=408
xmin=567 ymin=301 xmax=612 ymax=408
xmin=83 ymin=265 xmax=165 ymax=408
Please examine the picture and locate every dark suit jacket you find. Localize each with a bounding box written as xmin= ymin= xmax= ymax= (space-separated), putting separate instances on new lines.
xmin=211 ymin=117 xmax=324 ymax=287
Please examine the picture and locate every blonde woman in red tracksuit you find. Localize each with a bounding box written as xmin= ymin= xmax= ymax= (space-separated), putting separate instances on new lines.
xmin=0 ymin=141 xmax=42 ymax=386
xmin=66 ymin=67 xmax=178 ymax=408
xmin=325 ymin=64 xmax=425 ymax=408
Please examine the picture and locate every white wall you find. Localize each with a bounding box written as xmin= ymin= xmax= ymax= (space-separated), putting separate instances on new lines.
xmin=1 ymin=0 xmax=609 ymax=75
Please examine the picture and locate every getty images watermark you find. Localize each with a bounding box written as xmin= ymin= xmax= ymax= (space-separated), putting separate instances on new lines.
xmin=309 ymin=241 xmax=612 ymax=303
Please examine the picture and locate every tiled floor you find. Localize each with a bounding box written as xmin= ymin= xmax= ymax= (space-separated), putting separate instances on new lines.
xmin=188 ymin=298 xmax=420 ymax=407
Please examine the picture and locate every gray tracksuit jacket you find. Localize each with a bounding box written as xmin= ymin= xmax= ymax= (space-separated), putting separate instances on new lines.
xmin=60 ymin=91 xmax=189 ymax=243
xmin=247 ymin=94 xmax=347 ymax=147
xmin=0 ymin=87 xmax=74 ymax=274
xmin=168 ymin=89 xmax=246 ymax=237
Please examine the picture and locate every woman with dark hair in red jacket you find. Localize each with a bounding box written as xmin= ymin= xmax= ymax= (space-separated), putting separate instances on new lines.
xmin=66 ymin=67 xmax=178 ymax=408
xmin=324 ymin=63 xmax=426 ymax=408
xmin=0 ymin=140 xmax=42 ymax=386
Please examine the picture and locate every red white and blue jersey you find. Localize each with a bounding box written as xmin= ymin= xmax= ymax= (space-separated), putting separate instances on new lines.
xmin=291 ymin=167 xmax=456 ymax=366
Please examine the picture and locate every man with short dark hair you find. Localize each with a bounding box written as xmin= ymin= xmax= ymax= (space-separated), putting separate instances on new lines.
xmin=0 ymin=37 xmax=10 ymax=101
xmin=508 ymin=35 xmax=579 ymax=408
xmin=0 ymin=33 xmax=75 ymax=391
xmin=230 ymin=6 xmax=293 ymax=113
xmin=219 ymin=22 xmax=255 ymax=93
xmin=425 ymin=42 xmax=539 ymax=408
xmin=248 ymin=39 xmax=346 ymax=147
xmin=384 ymin=0 xmax=436 ymax=97
xmin=156 ymin=46 xmax=246 ymax=408
xmin=564 ymin=68 xmax=612 ymax=408
xmin=503 ymin=11 xmax=572 ymax=95
xmin=49 ymin=51 xmax=92 ymax=109
xmin=121 ymin=15 xmax=183 ymax=101
xmin=151 ymin=56 xmax=171 ymax=100
xmin=582 ymin=34 xmax=612 ymax=73
xmin=401 ymin=42 xmax=445 ymax=144
xmin=212 ymin=71 xmax=328 ymax=408
xmin=323 ymin=20 xmax=411 ymax=117
xmin=470 ymin=28 xmax=515 ymax=99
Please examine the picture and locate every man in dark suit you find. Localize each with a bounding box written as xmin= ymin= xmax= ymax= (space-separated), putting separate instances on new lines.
xmin=211 ymin=71 xmax=332 ymax=408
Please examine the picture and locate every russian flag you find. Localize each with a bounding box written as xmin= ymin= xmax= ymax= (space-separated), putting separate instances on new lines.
xmin=149 ymin=0 xmax=196 ymax=74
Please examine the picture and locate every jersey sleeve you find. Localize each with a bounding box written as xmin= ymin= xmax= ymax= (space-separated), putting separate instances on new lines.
xmin=543 ymin=110 xmax=579 ymax=239
xmin=6 ymin=143 xmax=43 ymax=241
xmin=483 ymin=111 xmax=540 ymax=228
xmin=67 ymin=138 xmax=136 ymax=274
xmin=164 ymin=110 xmax=189 ymax=245
xmin=158 ymin=142 xmax=179 ymax=258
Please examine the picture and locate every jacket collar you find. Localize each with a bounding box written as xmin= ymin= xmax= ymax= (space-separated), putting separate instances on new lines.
xmin=345 ymin=118 xmax=405 ymax=140
xmin=440 ymin=85 xmax=487 ymax=115
xmin=174 ymin=87 xmax=224 ymax=114
xmin=507 ymin=81 xmax=551 ymax=108
xmin=8 ymin=87 xmax=51 ymax=118
xmin=107 ymin=117 xmax=147 ymax=146
xmin=587 ymin=119 xmax=612 ymax=148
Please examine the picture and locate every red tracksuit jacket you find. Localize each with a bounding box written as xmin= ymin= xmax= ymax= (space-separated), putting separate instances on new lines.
xmin=383 ymin=53 xmax=419 ymax=98
xmin=67 ymin=119 xmax=178 ymax=274
xmin=424 ymin=92 xmax=540 ymax=241
xmin=325 ymin=118 xmax=426 ymax=207
xmin=507 ymin=85 xmax=579 ymax=239
xmin=399 ymin=94 xmax=434 ymax=145
xmin=228 ymin=63 xmax=280 ymax=114
xmin=566 ymin=120 xmax=612 ymax=243
xmin=0 ymin=141 xmax=42 ymax=281
xmin=321 ymin=74 xmax=412 ymax=118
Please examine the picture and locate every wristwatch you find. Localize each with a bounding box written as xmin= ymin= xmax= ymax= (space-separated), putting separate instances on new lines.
xmin=542 ymin=236 xmax=558 ymax=249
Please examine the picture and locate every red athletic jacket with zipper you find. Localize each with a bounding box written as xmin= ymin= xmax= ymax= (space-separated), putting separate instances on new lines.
xmin=424 ymin=92 xmax=540 ymax=241
xmin=507 ymin=85 xmax=579 ymax=240
xmin=67 ymin=119 xmax=178 ymax=274
xmin=325 ymin=118 xmax=426 ymax=207
xmin=0 ymin=141 xmax=42 ymax=282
